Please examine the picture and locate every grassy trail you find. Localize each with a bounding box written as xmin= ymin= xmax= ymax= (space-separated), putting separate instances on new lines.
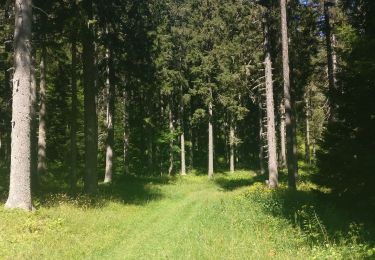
xmin=1 ymin=171 xmax=373 ymax=259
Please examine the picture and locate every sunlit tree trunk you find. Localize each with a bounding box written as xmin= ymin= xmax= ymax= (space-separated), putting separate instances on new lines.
xmin=6 ymin=0 xmax=33 ymax=211
xmin=280 ymin=0 xmax=297 ymax=189
xmin=208 ymin=86 xmax=214 ymax=178
xmin=104 ymin=47 xmax=115 ymax=183
xmin=229 ymin=117 xmax=235 ymax=174
xmin=180 ymin=86 xmax=186 ymax=176
xmin=264 ymin=10 xmax=278 ymax=188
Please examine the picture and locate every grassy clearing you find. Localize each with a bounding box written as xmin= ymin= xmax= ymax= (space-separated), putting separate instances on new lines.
xmin=0 ymin=170 xmax=374 ymax=259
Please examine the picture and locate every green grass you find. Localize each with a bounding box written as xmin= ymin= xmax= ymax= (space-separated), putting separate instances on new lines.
xmin=1 ymin=170 xmax=374 ymax=259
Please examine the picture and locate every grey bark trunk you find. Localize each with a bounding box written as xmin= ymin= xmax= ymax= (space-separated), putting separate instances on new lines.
xmin=82 ymin=0 xmax=98 ymax=194
xmin=280 ymin=0 xmax=297 ymax=189
xmin=104 ymin=47 xmax=115 ymax=183
xmin=264 ymin=10 xmax=278 ymax=188
xmin=229 ymin=117 xmax=235 ymax=174
xmin=180 ymin=86 xmax=186 ymax=175
xmin=70 ymin=35 xmax=78 ymax=191
xmin=279 ymin=103 xmax=287 ymax=167
xmin=324 ymin=1 xmax=337 ymax=114
xmin=208 ymin=86 xmax=214 ymax=178
xmin=168 ymin=103 xmax=174 ymax=176
xmin=6 ymin=0 xmax=33 ymax=211
xmin=37 ymin=46 xmax=47 ymax=176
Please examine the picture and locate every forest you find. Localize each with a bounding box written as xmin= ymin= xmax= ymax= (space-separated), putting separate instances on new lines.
xmin=0 ymin=0 xmax=375 ymax=258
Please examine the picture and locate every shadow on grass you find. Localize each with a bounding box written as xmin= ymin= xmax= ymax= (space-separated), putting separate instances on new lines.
xmin=214 ymin=173 xmax=265 ymax=191
xmin=30 ymin=174 xmax=175 ymax=210
xmin=244 ymin=174 xmax=375 ymax=249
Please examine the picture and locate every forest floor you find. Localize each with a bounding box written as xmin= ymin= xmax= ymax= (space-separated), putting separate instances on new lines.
xmin=0 ymin=168 xmax=374 ymax=259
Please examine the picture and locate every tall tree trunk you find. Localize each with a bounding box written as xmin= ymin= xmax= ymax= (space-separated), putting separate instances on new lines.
xmin=208 ymin=86 xmax=214 ymax=178
xmin=123 ymin=89 xmax=129 ymax=175
xmin=104 ymin=47 xmax=115 ymax=183
xmin=82 ymin=0 xmax=98 ymax=194
xmin=304 ymin=93 xmax=311 ymax=164
xmin=6 ymin=0 xmax=33 ymax=210
xmin=280 ymin=0 xmax=297 ymax=189
xmin=264 ymin=10 xmax=278 ymax=188
xmin=37 ymin=46 xmax=47 ymax=177
xmin=279 ymin=103 xmax=287 ymax=167
xmin=258 ymin=101 xmax=266 ymax=175
xmin=180 ymin=86 xmax=186 ymax=176
xmin=70 ymin=35 xmax=78 ymax=191
xmin=229 ymin=117 xmax=235 ymax=174
xmin=324 ymin=1 xmax=337 ymax=115
xmin=168 ymin=102 xmax=174 ymax=176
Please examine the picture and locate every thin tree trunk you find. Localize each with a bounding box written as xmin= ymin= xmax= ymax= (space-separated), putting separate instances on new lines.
xmin=264 ymin=10 xmax=278 ymax=188
xmin=123 ymin=89 xmax=129 ymax=175
xmin=280 ymin=0 xmax=297 ymax=189
xmin=82 ymin=0 xmax=98 ymax=194
xmin=37 ymin=46 xmax=47 ymax=177
xmin=6 ymin=0 xmax=33 ymax=211
xmin=229 ymin=117 xmax=235 ymax=174
xmin=279 ymin=103 xmax=287 ymax=167
xmin=208 ymin=86 xmax=214 ymax=178
xmin=70 ymin=35 xmax=78 ymax=191
xmin=180 ymin=86 xmax=186 ymax=175
xmin=104 ymin=47 xmax=115 ymax=183
xmin=324 ymin=1 xmax=337 ymax=114
xmin=168 ymin=102 xmax=174 ymax=176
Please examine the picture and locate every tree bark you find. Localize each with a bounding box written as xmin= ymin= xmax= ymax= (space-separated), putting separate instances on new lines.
xmin=258 ymin=101 xmax=266 ymax=176
xmin=324 ymin=1 xmax=337 ymax=115
xmin=279 ymin=103 xmax=287 ymax=167
xmin=168 ymin=102 xmax=174 ymax=176
xmin=179 ymin=86 xmax=186 ymax=176
xmin=6 ymin=0 xmax=33 ymax=211
xmin=280 ymin=0 xmax=297 ymax=189
xmin=208 ymin=86 xmax=214 ymax=178
xmin=104 ymin=47 xmax=115 ymax=183
xmin=229 ymin=117 xmax=235 ymax=174
xmin=37 ymin=46 xmax=47 ymax=177
xmin=264 ymin=10 xmax=278 ymax=188
xmin=70 ymin=34 xmax=78 ymax=191
xmin=82 ymin=0 xmax=98 ymax=194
